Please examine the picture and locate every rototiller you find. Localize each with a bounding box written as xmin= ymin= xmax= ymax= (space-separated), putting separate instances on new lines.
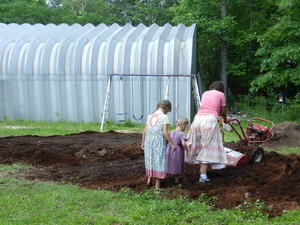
xmin=224 ymin=117 xmax=274 ymax=167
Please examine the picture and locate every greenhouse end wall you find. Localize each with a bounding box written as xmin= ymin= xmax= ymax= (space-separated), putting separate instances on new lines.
xmin=0 ymin=23 xmax=202 ymax=124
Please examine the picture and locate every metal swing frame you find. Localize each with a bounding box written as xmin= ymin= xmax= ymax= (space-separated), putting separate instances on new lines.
xmin=100 ymin=73 xmax=201 ymax=131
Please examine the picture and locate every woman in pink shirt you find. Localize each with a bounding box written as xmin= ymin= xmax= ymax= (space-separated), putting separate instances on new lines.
xmin=186 ymin=81 xmax=228 ymax=183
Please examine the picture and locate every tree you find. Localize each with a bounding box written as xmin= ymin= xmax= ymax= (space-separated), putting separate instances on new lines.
xmin=0 ymin=0 xmax=53 ymax=24
xmin=171 ymin=0 xmax=235 ymax=89
xmin=60 ymin=0 xmax=115 ymax=25
xmin=220 ymin=0 xmax=228 ymax=96
xmin=106 ymin=0 xmax=178 ymax=26
xmin=171 ymin=0 xmax=278 ymax=95
xmin=131 ymin=0 xmax=178 ymax=26
xmin=252 ymin=0 xmax=300 ymax=97
xmin=226 ymin=0 xmax=277 ymax=95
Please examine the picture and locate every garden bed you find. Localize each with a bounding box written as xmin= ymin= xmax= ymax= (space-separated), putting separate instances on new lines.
xmin=0 ymin=127 xmax=299 ymax=216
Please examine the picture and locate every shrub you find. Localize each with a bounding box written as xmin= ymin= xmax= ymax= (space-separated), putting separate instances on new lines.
xmin=231 ymin=94 xmax=300 ymax=123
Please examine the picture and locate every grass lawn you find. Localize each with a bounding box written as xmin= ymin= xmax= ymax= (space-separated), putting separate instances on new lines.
xmin=0 ymin=120 xmax=144 ymax=137
xmin=265 ymin=147 xmax=300 ymax=155
xmin=0 ymin=120 xmax=299 ymax=224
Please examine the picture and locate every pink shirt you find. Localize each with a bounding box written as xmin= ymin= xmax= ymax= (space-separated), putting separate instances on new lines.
xmin=198 ymin=90 xmax=226 ymax=117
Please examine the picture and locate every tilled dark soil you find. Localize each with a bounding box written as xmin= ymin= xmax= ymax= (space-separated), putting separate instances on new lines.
xmin=0 ymin=130 xmax=299 ymax=217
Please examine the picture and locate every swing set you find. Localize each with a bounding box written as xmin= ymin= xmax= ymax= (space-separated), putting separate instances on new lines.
xmin=100 ymin=73 xmax=201 ymax=131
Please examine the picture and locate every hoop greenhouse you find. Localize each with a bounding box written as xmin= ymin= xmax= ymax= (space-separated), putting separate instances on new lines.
xmin=0 ymin=22 xmax=202 ymax=124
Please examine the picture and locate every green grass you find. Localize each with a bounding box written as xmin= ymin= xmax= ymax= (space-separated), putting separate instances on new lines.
xmin=0 ymin=164 xmax=300 ymax=225
xmin=0 ymin=120 xmax=145 ymax=137
xmin=265 ymin=147 xmax=300 ymax=155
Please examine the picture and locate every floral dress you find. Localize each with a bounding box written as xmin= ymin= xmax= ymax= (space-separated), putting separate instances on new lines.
xmin=144 ymin=112 xmax=169 ymax=179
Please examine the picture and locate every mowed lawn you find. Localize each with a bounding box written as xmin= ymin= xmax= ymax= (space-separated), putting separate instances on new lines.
xmin=0 ymin=120 xmax=299 ymax=225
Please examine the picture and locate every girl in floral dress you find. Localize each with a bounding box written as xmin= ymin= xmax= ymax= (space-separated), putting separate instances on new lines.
xmin=141 ymin=100 xmax=175 ymax=190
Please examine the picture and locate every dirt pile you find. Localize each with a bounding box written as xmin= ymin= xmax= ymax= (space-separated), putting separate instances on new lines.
xmin=266 ymin=121 xmax=300 ymax=148
xmin=0 ymin=131 xmax=299 ymax=216
xmin=0 ymin=131 xmax=141 ymax=165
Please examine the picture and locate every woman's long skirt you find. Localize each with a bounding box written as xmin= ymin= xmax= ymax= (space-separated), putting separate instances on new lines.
xmin=185 ymin=114 xmax=228 ymax=165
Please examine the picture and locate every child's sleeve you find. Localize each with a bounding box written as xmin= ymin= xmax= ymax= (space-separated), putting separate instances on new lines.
xmin=146 ymin=115 xmax=151 ymax=125
xmin=180 ymin=132 xmax=187 ymax=142
xmin=162 ymin=115 xmax=170 ymax=125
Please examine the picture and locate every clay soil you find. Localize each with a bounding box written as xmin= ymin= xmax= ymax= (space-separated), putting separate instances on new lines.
xmin=0 ymin=129 xmax=300 ymax=217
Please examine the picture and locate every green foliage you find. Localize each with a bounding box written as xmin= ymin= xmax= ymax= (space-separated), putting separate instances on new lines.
xmin=0 ymin=0 xmax=52 ymax=24
xmin=0 ymin=162 xmax=31 ymax=171
xmin=253 ymin=0 xmax=300 ymax=96
xmin=234 ymin=199 xmax=268 ymax=221
xmin=130 ymin=0 xmax=176 ymax=26
xmin=171 ymin=0 xmax=278 ymax=93
xmin=171 ymin=0 xmax=225 ymax=87
xmin=226 ymin=0 xmax=278 ymax=95
xmin=198 ymin=193 xmax=216 ymax=206
xmin=60 ymin=0 xmax=116 ymax=25
xmin=231 ymin=94 xmax=300 ymax=123
xmin=104 ymin=0 xmax=179 ymax=26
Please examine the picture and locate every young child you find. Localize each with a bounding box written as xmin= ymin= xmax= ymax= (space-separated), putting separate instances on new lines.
xmin=141 ymin=100 xmax=176 ymax=190
xmin=166 ymin=118 xmax=189 ymax=184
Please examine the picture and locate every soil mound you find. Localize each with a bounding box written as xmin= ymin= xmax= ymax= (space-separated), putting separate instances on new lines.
xmin=0 ymin=131 xmax=299 ymax=216
xmin=0 ymin=131 xmax=141 ymax=165
xmin=266 ymin=121 xmax=300 ymax=148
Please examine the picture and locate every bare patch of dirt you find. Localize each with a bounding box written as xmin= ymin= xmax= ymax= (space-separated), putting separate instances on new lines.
xmin=264 ymin=121 xmax=300 ymax=149
xmin=0 ymin=130 xmax=299 ymax=217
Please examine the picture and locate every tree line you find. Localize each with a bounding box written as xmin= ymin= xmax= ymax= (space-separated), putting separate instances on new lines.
xmin=0 ymin=0 xmax=299 ymax=99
